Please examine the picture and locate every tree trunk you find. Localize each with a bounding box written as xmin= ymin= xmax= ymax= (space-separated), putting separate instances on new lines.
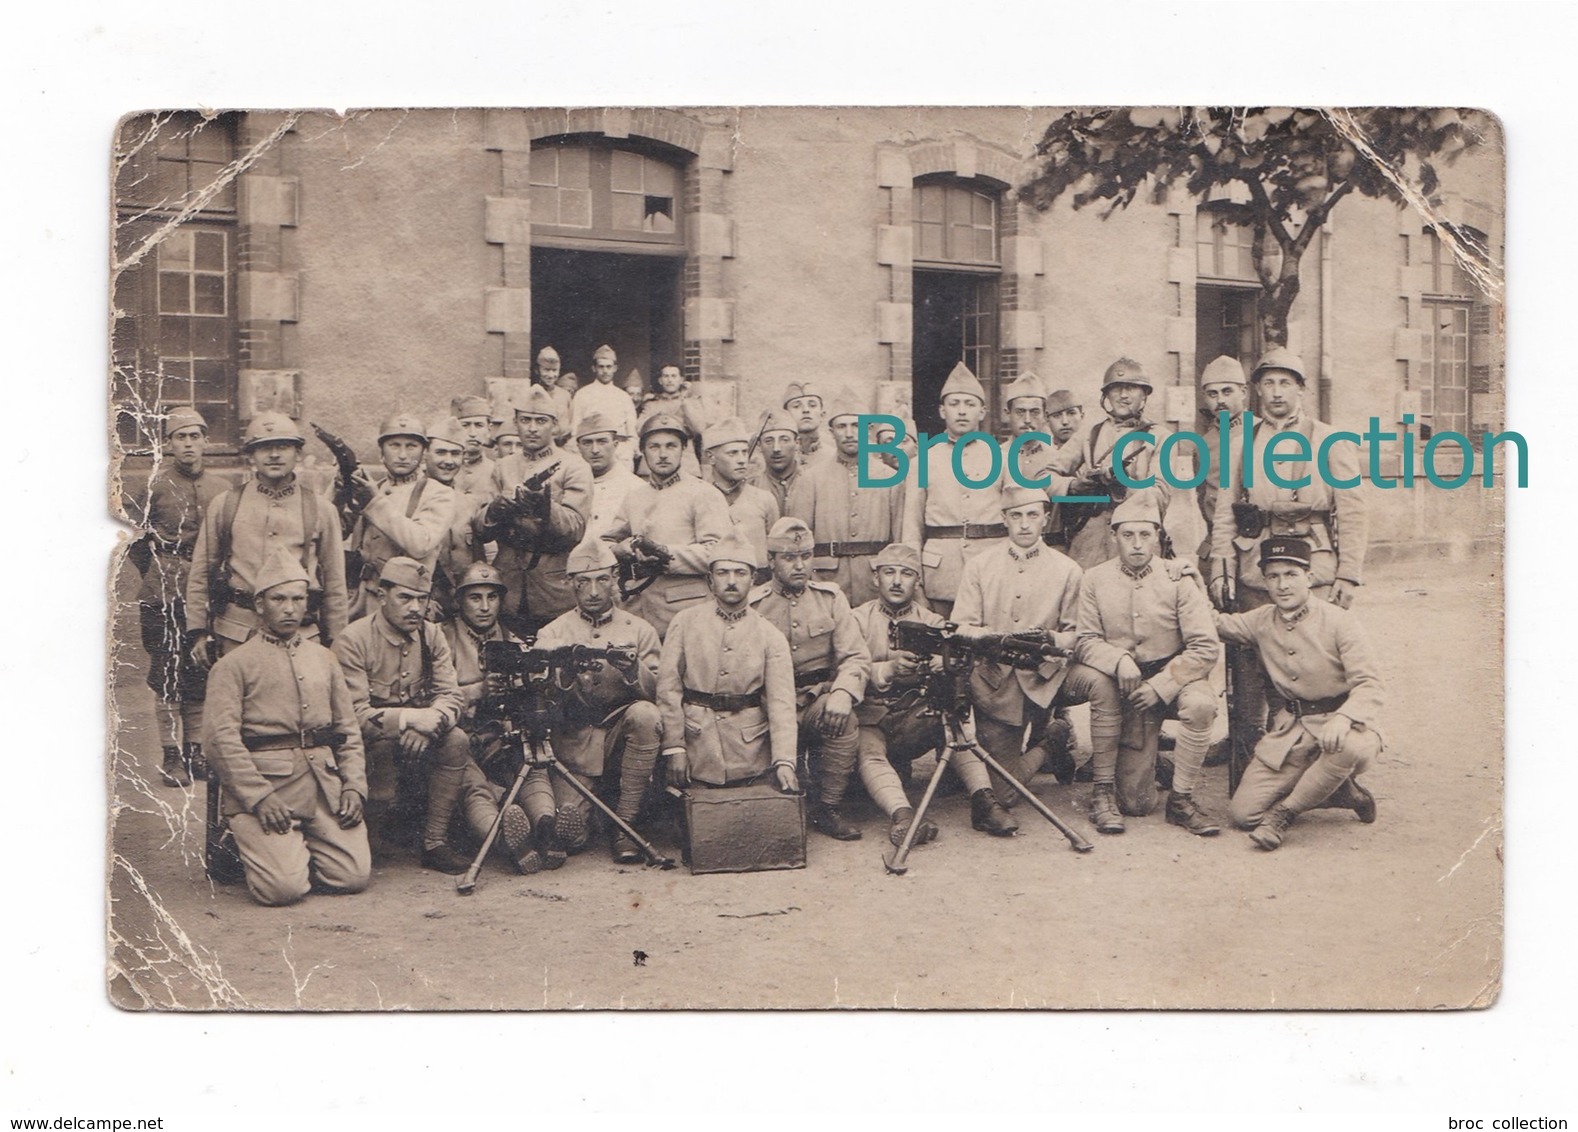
xmin=1259 ymin=250 xmax=1305 ymax=348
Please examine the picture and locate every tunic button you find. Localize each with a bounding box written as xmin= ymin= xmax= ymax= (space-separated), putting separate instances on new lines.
xmin=1290 ymin=675 xmax=1299 ymax=682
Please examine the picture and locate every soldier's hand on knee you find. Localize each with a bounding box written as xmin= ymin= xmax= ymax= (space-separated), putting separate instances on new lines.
xmin=1127 ymin=682 xmax=1163 ymax=711
xmin=398 ymin=727 xmax=429 ymax=759
xmin=772 ymin=763 xmax=799 ymax=794
xmin=1329 ymin=579 xmax=1357 ymax=610
xmin=666 ymin=747 xmax=690 ymax=788
xmin=1316 ymin=715 xmax=1351 ymax=753
xmin=337 ymin=789 xmax=364 ymax=829
xmin=819 ymin=690 xmax=855 ymax=736
xmin=1116 ymin=655 xmax=1142 ymax=697
xmin=188 ymin=631 xmax=213 ymax=671
xmin=254 ymin=793 xmax=293 ymax=835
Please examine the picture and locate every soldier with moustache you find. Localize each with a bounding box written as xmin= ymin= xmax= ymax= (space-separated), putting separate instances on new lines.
xmin=422 ymin=416 xmax=485 ymax=622
xmin=786 ymin=398 xmax=903 ymax=608
xmin=527 ymin=541 xmax=664 ymax=865
xmin=1214 ymin=537 xmax=1383 ymax=850
xmin=952 ymin=487 xmax=1121 ymax=813
xmin=125 ymin=406 xmax=232 ymax=788
xmin=703 ymin=417 xmax=780 ymax=571
xmin=603 ymin=413 xmax=732 ymax=639
xmin=1045 ymin=358 xmax=1202 ymax=570
xmin=346 ymin=413 xmax=457 ymax=621
xmin=477 ymin=384 xmax=593 ymax=638
xmin=849 ymin=543 xmax=1016 ymax=844
xmin=748 ymin=410 xmax=806 ymax=519
xmin=186 ymin=412 xmax=348 ymax=665
xmin=899 ymin=362 xmax=1008 ymax=618
xmin=451 ymin=395 xmax=499 ymax=495
xmin=573 ymin=409 xmax=639 ymax=549
xmin=1073 ymin=493 xmax=1222 ymax=835
xmin=334 ymin=557 xmax=527 ymax=873
xmin=203 ymin=549 xmax=370 ymax=907
xmin=748 ymin=518 xmax=872 ymax=840
xmin=658 ymin=530 xmax=799 ymax=794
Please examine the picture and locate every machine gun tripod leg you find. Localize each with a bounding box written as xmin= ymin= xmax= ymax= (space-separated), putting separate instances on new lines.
xmin=530 ymin=737 xmax=676 ymax=872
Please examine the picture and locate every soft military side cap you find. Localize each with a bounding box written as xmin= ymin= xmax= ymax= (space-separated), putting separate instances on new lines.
xmin=254 ymin=547 xmax=312 ymax=595
xmin=574 ymin=409 xmax=626 ymax=441
xmin=514 ymin=384 xmax=560 ymax=421
xmin=1001 ymin=485 xmax=1052 ymax=512
xmin=379 ymin=556 xmax=434 ymax=594
xmin=565 ymin=540 xmax=619 ymax=575
xmin=452 ymin=394 xmax=493 ymax=420
xmin=702 ymin=416 xmax=752 ymax=452
xmin=1110 ymin=491 xmax=1162 ymax=528
xmin=938 ymin=361 xmax=987 ymax=404
xmin=1199 ymin=354 xmax=1248 ymax=387
xmin=163 ymin=406 xmax=208 ymax=437
xmin=869 ymin=543 xmax=922 ymax=575
xmin=707 ymin=529 xmax=759 ymax=570
xmin=766 ymin=517 xmax=816 ymax=553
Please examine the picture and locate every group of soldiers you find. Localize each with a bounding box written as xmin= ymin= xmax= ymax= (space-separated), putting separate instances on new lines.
xmin=125 ymin=339 xmax=1384 ymax=907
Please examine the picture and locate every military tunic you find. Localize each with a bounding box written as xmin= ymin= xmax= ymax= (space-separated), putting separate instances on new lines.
xmin=750 ymin=465 xmax=803 ymax=521
xmin=787 ymin=453 xmax=904 ymax=608
xmin=349 ymin=472 xmax=457 ymax=619
xmin=477 ymin=446 xmax=593 ymax=630
xmin=571 ymin=382 xmax=639 ymax=466
xmin=713 ymin=477 xmax=780 ymax=571
xmin=428 ymin=480 xmax=485 ymax=621
xmin=900 ymin=434 xmax=1008 ymax=608
xmin=657 ymin=602 xmax=797 ymax=786
xmin=203 ymin=631 xmax=370 ymax=906
xmin=533 ymin=606 xmax=662 ymax=775
xmin=582 ymin=465 xmax=639 ymax=547
xmin=440 ymin=619 xmax=518 ymax=724
xmin=603 ymin=472 xmax=732 ymax=639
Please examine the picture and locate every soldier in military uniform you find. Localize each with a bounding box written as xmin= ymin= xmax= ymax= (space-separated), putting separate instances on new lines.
xmin=638 ymin=363 xmax=707 ymax=478
xmin=603 ymin=413 xmax=732 ymax=639
xmin=532 ymin=347 xmax=576 ymax=447
xmin=704 ymin=417 xmax=780 ymax=569
xmin=658 ymin=530 xmax=799 ymax=793
xmin=1194 ymin=355 xmax=1249 ymax=558
xmin=748 ymin=410 xmax=805 ymax=519
xmin=572 ymin=345 xmax=639 ymax=468
xmin=749 ymin=518 xmax=872 ymax=840
xmin=574 ymin=409 xmax=638 ymax=549
xmin=900 ymin=361 xmax=1008 ymax=618
xmin=451 ymin=394 xmax=498 ymax=495
xmin=440 ymin=562 xmax=518 ymax=728
xmin=1214 ymin=537 xmax=1383 ymax=850
xmin=423 ymin=416 xmax=485 ymax=622
xmin=125 ymin=406 xmax=232 ymax=787
xmin=529 ymin=542 xmax=665 ymax=864
xmin=786 ymin=398 xmax=902 ymax=608
xmin=1046 ymin=388 xmax=1084 ymax=448
xmin=850 ymin=543 xmax=1016 ymax=844
xmin=1003 ymin=372 xmax=1054 ymax=485
xmin=186 ymin=412 xmax=348 ymax=663
xmin=346 ymin=413 xmax=457 ymax=621
xmin=783 ymin=380 xmax=833 ymax=468
xmin=333 ymin=557 xmax=522 ymax=874
xmin=953 ymin=487 xmax=1119 ymax=814
xmin=477 ymin=384 xmax=593 ymax=638
xmin=493 ymin=421 xmax=523 ymax=460
xmin=203 ymin=549 xmax=371 ymax=907
xmin=1073 ymin=494 xmax=1222 ymax=835
xmin=1045 ymin=358 xmax=1202 ymax=571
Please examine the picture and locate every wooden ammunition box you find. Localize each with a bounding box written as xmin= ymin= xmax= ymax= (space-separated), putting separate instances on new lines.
xmin=683 ymin=783 xmax=807 ymax=874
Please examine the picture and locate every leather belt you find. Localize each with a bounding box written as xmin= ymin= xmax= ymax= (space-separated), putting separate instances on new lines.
xmin=1286 ymin=693 xmax=1348 ymax=718
xmin=242 ymin=726 xmax=341 ymax=752
xmin=793 ymin=666 xmax=833 ymax=688
xmin=924 ymin=523 xmax=1007 ymax=540
xmin=813 ymin=540 xmax=886 ymax=558
xmin=1136 ymin=655 xmax=1177 ymax=680
xmin=228 ymin=591 xmax=257 ymax=612
xmin=683 ymin=689 xmax=764 ymax=712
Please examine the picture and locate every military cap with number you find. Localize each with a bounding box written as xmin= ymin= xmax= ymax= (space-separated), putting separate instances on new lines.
xmin=1045 ymin=388 xmax=1080 ymax=414
xmin=869 ymin=543 xmax=922 ymax=575
xmin=1003 ymin=372 xmax=1048 ymax=407
xmin=254 ymin=547 xmax=312 ymax=596
xmin=455 ymin=562 xmax=508 ymax=595
xmin=241 ymin=411 xmax=306 ymax=450
xmin=1259 ymin=536 xmax=1313 ymax=570
xmin=426 ymin=416 xmax=467 ymax=447
xmin=514 ymin=383 xmax=560 ymax=421
xmin=574 ymin=409 xmax=626 ymax=441
xmin=1199 ymin=355 xmax=1248 ymax=388
xmin=378 ymin=412 xmax=428 ymax=445
xmin=938 ymin=361 xmax=987 ymax=404
xmin=1252 ymin=346 xmax=1307 ymax=387
xmin=162 ymin=406 xmax=208 ymax=437
xmin=452 ymin=394 xmax=493 ymax=421
xmin=1000 ymin=485 xmax=1052 ymax=512
xmin=1109 ymin=491 xmax=1162 ymax=528
xmin=782 ymin=381 xmax=827 ymax=408
xmin=702 ymin=416 xmax=752 ymax=452
xmin=639 ymin=412 xmax=690 ymax=444
xmin=1101 ymin=357 xmax=1153 ymax=394
xmin=706 ymin=528 xmax=759 ymax=570
xmin=379 ymin=556 xmax=434 ymax=595
xmin=759 ymin=409 xmax=799 ymax=439
xmin=565 ymin=540 xmax=619 ymax=576
xmin=766 ymin=517 xmax=816 ymax=554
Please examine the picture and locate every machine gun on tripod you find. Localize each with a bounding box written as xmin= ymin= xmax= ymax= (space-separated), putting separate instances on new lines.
xmin=882 ymin=620 xmax=1094 ymax=874
xmin=456 ymin=638 xmax=675 ymax=893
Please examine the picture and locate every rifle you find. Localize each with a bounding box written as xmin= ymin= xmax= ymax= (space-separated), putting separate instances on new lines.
xmin=311 ymin=422 xmax=373 ymax=538
xmin=618 ymin=535 xmax=673 ymax=600
xmin=485 ymin=461 xmax=560 ymax=551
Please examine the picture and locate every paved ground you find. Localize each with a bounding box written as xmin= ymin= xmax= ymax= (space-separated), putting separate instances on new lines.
xmin=105 ymin=554 xmax=1502 ymax=1011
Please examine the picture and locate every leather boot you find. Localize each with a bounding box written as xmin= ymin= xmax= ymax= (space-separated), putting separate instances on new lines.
xmin=421 ymin=843 xmax=472 ymax=874
xmin=554 ymin=805 xmax=589 ymax=853
xmin=159 ymin=746 xmax=190 ymax=788
xmin=970 ymin=789 xmax=1018 ymax=837
xmin=610 ymin=832 xmax=642 ymax=864
xmin=1319 ymin=776 xmax=1377 ymax=824
xmin=185 ymin=742 xmax=208 ymax=782
xmin=1088 ymin=782 xmax=1125 ymax=834
xmin=1165 ymin=791 xmax=1221 ymax=836
xmin=1249 ymin=804 xmax=1297 ymax=850
xmin=535 ymin=814 xmax=566 ymax=870
xmin=887 ymin=806 xmax=938 ymax=848
xmin=810 ymin=802 xmax=862 ymax=841
xmin=1043 ymin=716 xmax=1078 ymax=785
xmin=499 ymin=804 xmax=539 ymax=874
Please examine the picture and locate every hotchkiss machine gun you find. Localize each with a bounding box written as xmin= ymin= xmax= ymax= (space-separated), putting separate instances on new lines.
xmin=456 ymin=638 xmax=676 ymax=893
xmin=882 ymin=620 xmax=1094 ymax=874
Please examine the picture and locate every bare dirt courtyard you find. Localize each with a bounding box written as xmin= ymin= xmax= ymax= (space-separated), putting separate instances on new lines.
xmin=105 ymin=554 xmax=1502 ymax=1011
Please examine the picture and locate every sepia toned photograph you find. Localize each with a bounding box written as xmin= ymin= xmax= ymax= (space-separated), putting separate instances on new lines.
xmin=107 ymin=105 xmax=1506 ymax=1012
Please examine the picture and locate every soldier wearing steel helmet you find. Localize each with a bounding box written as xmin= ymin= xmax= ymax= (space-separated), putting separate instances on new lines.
xmin=529 ymin=541 xmax=665 ymax=865
xmin=125 ymin=406 xmax=235 ymax=787
xmin=749 ymin=517 xmax=872 ymax=840
xmin=440 ymin=561 xmax=520 ymax=728
xmin=786 ymin=396 xmax=903 ymax=608
xmin=346 ymin=412 xmax=457 ymax=621
xmin=1044 ymin=357 xmax=1203 ymax=571
xmin=602 ymin=412 xmax=733 ymax=639
xmin=186 ymin=411 xmax=349 ymax=664
xmin=477 ymin=383 xmax=594 ymax=638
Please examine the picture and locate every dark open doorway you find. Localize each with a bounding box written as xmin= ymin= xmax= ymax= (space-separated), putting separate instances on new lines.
xmin=530 ymin=248 xmax=684 ymax=393
xmin=912 ymin=270 xmax=999 ymax=436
